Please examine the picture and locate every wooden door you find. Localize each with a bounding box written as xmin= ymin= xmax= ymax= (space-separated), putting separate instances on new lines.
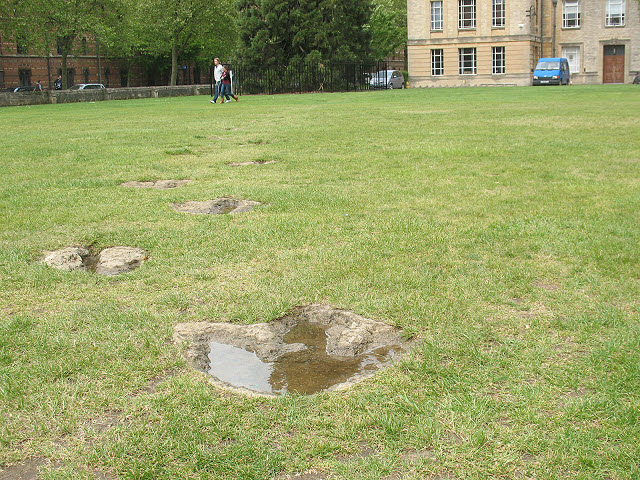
xmin=603 ymin=45 xmax=625 ymax=84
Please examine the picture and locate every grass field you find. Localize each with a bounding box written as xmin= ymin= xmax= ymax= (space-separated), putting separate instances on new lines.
xmin=1 ymin=85 xmax=639 ymax=479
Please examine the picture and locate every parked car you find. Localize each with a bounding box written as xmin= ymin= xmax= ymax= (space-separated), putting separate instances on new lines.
xmin=69 ymin=83 xmax=105 ymax=90
xmin=7 ymin=85 xmax=37 ymax=92
xmin=370 ymin=70 xmax=405 ymax=89
xmin=532 ymin=58 xmax=570 ymax=86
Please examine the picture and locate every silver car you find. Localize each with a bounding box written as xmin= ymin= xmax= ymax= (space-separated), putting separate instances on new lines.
xmin=370 ymin=70 xmax=405 ymax=89
xmin=69 ymin=83 xmax=105 ymax=90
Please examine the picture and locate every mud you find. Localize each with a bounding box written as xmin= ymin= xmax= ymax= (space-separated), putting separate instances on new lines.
xmin=173 ymin=304 xmax=412 ymax=396
xmin=120 ymin=179 xmax=192 ymax=189
xmin=228 ymin=160 xmax=277 ymax=167
xmin=171 ymin=197 xmax=261 ymax=215
xmin=42 ymin=246 xmax=149 ymax=275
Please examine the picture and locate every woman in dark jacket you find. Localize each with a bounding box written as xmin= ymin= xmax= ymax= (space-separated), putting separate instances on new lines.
xmin=219 ymin=66 xmax=238 ymax=103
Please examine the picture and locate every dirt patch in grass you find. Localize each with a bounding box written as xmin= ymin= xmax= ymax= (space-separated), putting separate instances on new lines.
xmin=228 ymin=160 xmax=277 ymax=167
xmin=272 ymin=470 xmax=327 ymax=480
xmin=41 ymin=246 xmax=149 ymax=276
xmin=120 ymin=179 xmax=192 ymax=189
xmin=171 ymin=197 xmax=261 ymax=215
xmin=0 ymin=457 xmax=53 ymax=480
xmin=1 ymin=456 xmax=118 ymax=480
xmin=174 ymin=304 xmax=413 ymax=396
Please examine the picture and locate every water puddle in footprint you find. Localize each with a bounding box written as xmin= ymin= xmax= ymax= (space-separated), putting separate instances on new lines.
xmin=205 ymin=317 xmax=406 ymax=395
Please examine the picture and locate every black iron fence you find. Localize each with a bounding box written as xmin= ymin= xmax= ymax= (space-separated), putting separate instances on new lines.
xmin=210 ymin=60 xmax=400 ymax=96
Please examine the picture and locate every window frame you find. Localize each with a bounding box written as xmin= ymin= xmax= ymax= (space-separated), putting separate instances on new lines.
xmin=492 ymin=0 xmax=505 ymax=28
xmin=562 ymin=0 xmax=581 ymax=28
xmin=459 ymin=48 xmax=477 ymax=75
xmin=431 ymin=49 xmax=444 ymax=76
xmin=431 ymin=1 xmax=443 ymax=31
xmin=492 ymin=46 xmax=505 ymax=74
xmin=458 ymin=0 xmax=476 ymax=29
xmin=605 ymin=0 xmax=625 ymax=26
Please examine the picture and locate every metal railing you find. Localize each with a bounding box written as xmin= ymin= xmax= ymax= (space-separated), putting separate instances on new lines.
xmin=211 ymin=60 xmax=399 ymax=96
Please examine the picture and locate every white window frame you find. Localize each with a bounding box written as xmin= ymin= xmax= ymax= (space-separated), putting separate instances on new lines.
xmin=492 ymin=46 xmax=505 ymax=74
xmin=459 ymin=0 xmax=476 ymax=29
xmin=431 ymin=1 xmax=443 ymax=30
xmin=562 ymin=0 xmax=581 ymax=28
xmin=562 ymin=46 xmax=580 ymax=74
xmin=431 ymin=49 xmax=444 ymax=76
xmin=605 ymin=0 xmax=625 ymax=26
xmin=492 ymin=0 xmax=505 ymax=27
xmin=459 ymin=48 xmax=476 ymax=75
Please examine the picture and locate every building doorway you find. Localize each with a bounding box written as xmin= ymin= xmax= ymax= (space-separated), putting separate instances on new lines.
xmin=603 ymin=45 xmax=625 ymax=84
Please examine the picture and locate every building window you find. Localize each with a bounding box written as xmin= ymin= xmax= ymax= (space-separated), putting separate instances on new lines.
xmin=492 ymin=0 xmax=505 ymax=27
xmin=492 ymin=46 xmax=505 ymax=74
xmin=120 ymin=69 xmax=128 ymax=87
xmin=432 ymin=49 xmax=444 ymax=75
xmin=431 ymin=1 xmax=443 ymax=30
xmin=66 ymin=68 xmax=75 ymax=88
xmin=606 ymin=0 xmax=625 ymax=26
xmin=562 ymin=46 xmax=580 ymax=73
xmin=82 ymin=37 xmax=87 ymax=55
xmin=562 ymin=0 xmax=580 ymax=28
xmin=16 ymin=37 xmax=28 ymax=55
xmin=0 ymin=70 xmax=5 ymax=89
xmin=18 ymin=69 xmax=31 ymax=86
xmin=458 ymin=0 xmax=476 ymax=29
xmin=459 ymin=48 xmax=476 ymax=74
xmin=84 ymin=68 xmax=90 ymax=83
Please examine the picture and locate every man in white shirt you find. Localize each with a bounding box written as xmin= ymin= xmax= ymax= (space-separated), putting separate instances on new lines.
xmin=210 ymin=58 xmax=225 ymax=104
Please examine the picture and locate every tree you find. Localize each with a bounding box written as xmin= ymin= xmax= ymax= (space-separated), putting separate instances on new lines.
xmin=236 ymin=0 xmax=373 ymax=69
xmin=1 ymin=0 xmax=237 ymax=87
xmin=367 ymin=0 xmax=406 ymax=61
xmin=135 ymin=0 xmax=237 ymax=86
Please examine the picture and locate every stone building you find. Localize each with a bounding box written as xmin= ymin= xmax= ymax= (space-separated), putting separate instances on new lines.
xmin=407 ymin=0 xmax=640 ymax=86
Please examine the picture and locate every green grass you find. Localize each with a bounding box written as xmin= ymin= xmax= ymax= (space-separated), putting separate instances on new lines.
xmin=1 ymin=85 xmax=639 ymax=479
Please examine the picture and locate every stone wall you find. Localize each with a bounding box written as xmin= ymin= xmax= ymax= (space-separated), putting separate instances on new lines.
xmin=0 ymin=85 xmax=212 ymax=107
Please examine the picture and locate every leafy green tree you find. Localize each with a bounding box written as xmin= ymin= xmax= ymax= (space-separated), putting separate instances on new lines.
xmin=367 ymin=0 xmax=406 ymax=61
xmin=135 ymin=0 xmax=237 ymax=85
xmin=96 ymin=0 xmax=143 ymax=86
xmin=236 ymin=0 xmax=372 ymax=69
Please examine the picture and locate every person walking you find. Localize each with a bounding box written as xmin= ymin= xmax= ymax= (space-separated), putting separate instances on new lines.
xmin=219 ymin=65 xmax=238 ymax=103
xmin=35 ymin=80 xmax=43 ymax=91
xmin=210 ymin=58 xmax=224 ymax=104
xmin=54 ymin=75 xmax=62 ymax=90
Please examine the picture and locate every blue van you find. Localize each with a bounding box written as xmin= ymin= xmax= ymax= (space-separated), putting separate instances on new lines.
xmin=532 ymin=58 xmax=570 ymax=85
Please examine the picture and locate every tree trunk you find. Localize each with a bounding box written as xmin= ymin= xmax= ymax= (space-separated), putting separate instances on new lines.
xmin=96 ymin=37 xmax=102 ymax=85
xmin=170 ymin=44 xmax=178 ymax=86
xmin=62 ymin=53 xmax=68 ymax=89
xmin=60 ymin=35 xmax=74 ymax=89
